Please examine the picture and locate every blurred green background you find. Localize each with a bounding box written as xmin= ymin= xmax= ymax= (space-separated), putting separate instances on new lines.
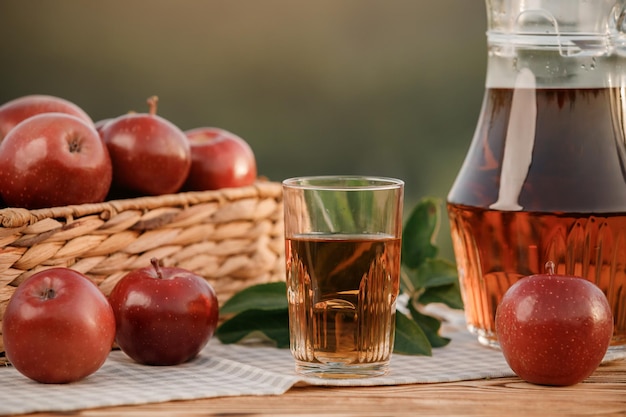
xmin=0 ymin=0 xmax=487 ymax=259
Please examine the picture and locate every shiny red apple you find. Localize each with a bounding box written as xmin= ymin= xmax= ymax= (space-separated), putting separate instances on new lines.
xmin=2 ymin=268 xmax=116 ymax=383
xmin=0 ymin=94 xmax=93 ymax=142
xmin=182 ymin=127 xmax=257 ymax=191
xmin=100 ymin=96 xmax=191 ymax=197
xmin=0 ymin=113 xmax=112 ymax=209
xmin=495 ymin=262 xmax=613 ymax=386
xmin=108 ymin=258 xmax=219 ymax=366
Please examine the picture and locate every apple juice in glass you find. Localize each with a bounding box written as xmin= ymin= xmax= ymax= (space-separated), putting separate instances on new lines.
xmin=447 ymin=0 xmax=626 ymax=349
xmin=283 ymin=176 xmax=403 ymax=378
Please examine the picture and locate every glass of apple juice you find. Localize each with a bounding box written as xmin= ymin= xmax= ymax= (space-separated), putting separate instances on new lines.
xmin=282 ymin=176 xmax=404 ymax=378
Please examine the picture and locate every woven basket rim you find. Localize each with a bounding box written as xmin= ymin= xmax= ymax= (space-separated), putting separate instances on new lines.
xmin=0 ymin=180 xmax=283 ymax=229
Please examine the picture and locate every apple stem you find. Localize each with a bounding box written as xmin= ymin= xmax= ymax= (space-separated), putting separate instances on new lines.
xmin=41 ymin=288 xmax=56 ymax=301
xmin=147 ymin=96 xmax=159 ymax=116
xmin=67 ymin=134 xmax=82 ymax=154
xmin=151 ymin=257 xmax=163 ymax=279
xmin=545 ymin=260 xmax=556 ymax=276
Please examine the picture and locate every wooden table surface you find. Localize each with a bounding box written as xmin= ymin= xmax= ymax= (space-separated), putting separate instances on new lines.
xmin=23 ymin=358 xmax=626 ymax=417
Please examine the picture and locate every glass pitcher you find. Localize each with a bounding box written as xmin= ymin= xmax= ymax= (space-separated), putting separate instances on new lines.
xmin=447 ymin=0 xmax=626 ymax=348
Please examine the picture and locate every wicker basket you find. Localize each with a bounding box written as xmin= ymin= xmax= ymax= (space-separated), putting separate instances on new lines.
xmin=0 ymin=180 xmax=285 ymax=352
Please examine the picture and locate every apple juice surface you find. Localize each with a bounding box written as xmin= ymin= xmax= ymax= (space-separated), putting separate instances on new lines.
xmin=285 ymin=233 xmax=400 ymax=376
xmin=448 ymin=87 xmax=626 ymax=348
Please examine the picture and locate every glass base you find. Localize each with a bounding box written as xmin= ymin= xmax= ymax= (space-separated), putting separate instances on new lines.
xmin=467 ymin=324 xmax=500 ymax=349
xmin=295 ymin=361 xmax=389 ymax=379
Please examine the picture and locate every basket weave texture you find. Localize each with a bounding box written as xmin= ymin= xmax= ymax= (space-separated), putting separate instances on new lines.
xmin=0 ymin=181 xmax=285 ymax=352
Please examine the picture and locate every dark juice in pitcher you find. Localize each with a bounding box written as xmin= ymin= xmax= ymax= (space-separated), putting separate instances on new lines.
xmin=447 ymin=87 xmax=626 ymax=347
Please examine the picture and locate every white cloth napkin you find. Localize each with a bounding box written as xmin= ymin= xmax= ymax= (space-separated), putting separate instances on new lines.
xmin=0 ymin=309 xmax=623 ymax=415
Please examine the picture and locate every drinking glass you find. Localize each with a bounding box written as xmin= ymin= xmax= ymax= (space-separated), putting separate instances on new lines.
xmin=282 ymin=176 xmax=404 ymax=378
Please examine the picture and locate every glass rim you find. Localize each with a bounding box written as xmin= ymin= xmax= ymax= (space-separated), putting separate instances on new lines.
xmin=282 ymin=175 xmax=404 ymax=191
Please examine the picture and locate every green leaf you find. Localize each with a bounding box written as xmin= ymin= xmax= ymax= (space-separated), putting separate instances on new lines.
xmin=306 ymin=188 xmax=356 ymax=233
xmin=415 ymin=258 xmax=459 ymax=289
xmin=420 ymin=283 xmax=464 ymax=310
xmin=401 ymin=259 xmax=458 ymax=297
xmin=399 ymin=265 xmax=418 ymax=295
xmin=215 ymin=308 xmax=290 ymax=348
xmin=408 ymin=302 xmax=450 ymax=348
xmin=220 ymin=282 xmax=288 ymax=315
xmin=393 ymin=312 xmax=432 ymax=356
xmin=402 ymin=198 xmax=440 ymax=269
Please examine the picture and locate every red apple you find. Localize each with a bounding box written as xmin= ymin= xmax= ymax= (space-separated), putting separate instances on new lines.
xmin=2 ymin=268 xmax=116 ymax=384
xmin=495 ymin=262 xmax=613 ymax=386
xmin=0 ymin=94 xmax=93 ymax=142
xmin=108 ymin=258 xmax=219 ymax=366
xmin=182 ymin=127 xmax=257 ymax=191
xmin=100 ymin=96 xmax=191 ymax=196
xmin=0 ymin=113 xmax=112 ymax=209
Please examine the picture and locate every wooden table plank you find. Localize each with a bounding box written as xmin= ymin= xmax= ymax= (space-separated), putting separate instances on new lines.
xmin=22 ymin=358 xmax=626 ymax=416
